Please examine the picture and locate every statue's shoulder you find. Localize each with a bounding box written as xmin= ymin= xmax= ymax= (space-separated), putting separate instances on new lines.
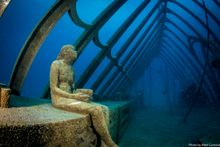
xmin=51 ymin=60 xmax=61 ymax=69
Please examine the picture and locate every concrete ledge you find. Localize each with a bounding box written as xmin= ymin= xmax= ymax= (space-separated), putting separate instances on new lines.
xmin=0 ymin=104 xmax=97 ymax=146
xmin=0 ymin=96 xmax=131 ymax=146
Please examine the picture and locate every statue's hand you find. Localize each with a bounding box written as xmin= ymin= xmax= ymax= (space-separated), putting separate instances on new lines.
xmin=73 ymin=93 xmax=90 ymax=102
xmin=86 ymin=89 xmax=93 ymax=96
xmin=79 ymin=93 xmax=90 ymax=102
xmin=76 ymin=89 xmax=93 ymax=96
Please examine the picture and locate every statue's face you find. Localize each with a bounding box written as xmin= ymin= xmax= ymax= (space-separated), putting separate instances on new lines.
xmin=69 ymin=50 xmax=77 ymax=61
xmin=63 ymin=47 xmax=77 ymax=64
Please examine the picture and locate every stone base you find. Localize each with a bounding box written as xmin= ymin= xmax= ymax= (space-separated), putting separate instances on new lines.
xmin=0 ymin=96 xmax=131 ymax=146
xmin=0 ymin=104 xmax=97 ymax=147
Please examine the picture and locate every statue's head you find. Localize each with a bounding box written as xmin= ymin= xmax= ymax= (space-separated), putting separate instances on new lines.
xmin=57 ymin=45 xmax=77 ymax=64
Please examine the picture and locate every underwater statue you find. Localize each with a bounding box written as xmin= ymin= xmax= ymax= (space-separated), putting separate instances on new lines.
xmin=50 ymin=45 xmax=117 ymax=147
xmin=0 ymin=0 xmax=11 ymax=17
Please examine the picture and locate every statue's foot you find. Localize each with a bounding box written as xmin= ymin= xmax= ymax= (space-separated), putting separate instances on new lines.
xmin=108 ymin=141 xmax=118 ymax=147
xmin=102 ymin=139 xmax=118 ymax=147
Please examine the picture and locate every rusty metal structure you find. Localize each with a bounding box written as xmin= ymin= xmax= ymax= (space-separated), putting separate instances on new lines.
xmin=0 ymin=0 xmax=219 ymax=108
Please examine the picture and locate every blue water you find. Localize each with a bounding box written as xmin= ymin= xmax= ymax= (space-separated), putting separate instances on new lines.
xmin=0 ymin=0 xmax=220 ymax=146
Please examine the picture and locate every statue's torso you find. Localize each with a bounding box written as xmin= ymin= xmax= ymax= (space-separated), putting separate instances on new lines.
xmin=58 ymin=61 xmax=74 ymax=93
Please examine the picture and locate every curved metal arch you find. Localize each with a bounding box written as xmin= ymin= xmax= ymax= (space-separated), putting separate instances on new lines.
xmin=128 ymin=51 xmax=156 ymax=85
xmin=166 ymin=10 xmax=204 ymax=43
xmin=161 ymin=44 xmax=216 ymax=100
xmin=101 ymin=25 xmax=162 ymax=95
xmin=127 ymin=29 xmax=163 ymax=76
xmin=187 ymin=38 xmax=220 ymax=92
xmin=166 ymin=9 xmax=220 ymax=57
xmin=161 ymin=42 xmax=198 ymax=83
xmin=97 ymin=21 xmax=162 ymax=95
xmin=102 ymin=24 xmax=162 ymax=94
xmin=161 ymin=51 xmax=213 ymax=100
xmin=160 ymin=54 xmax=190 ymax=84
xmin=122 ymin=22 xmax=162 ymax=68
xmin=163 ymin=27 xmax=220 ymax=89
xmin=99 ymin=18 xmax=162 ymax=93
xmin=163 ymin=29 xmax=219 ymax=92
xmin=163 ymin=38 xmax=216 ymax=90
xmin=41 ymin=0 xmax=130 ymax=97
xmin=164 ymin=27 xmax=203 ymax=68
xmin=9 ymin=0 xmax=73 ymax=94
xmin=76 ymin=0 xmax=150 ymax=88
xmin=103 ymin=25 xmax=163 ymax=95
xmin=74 ymin=0 xmax=127 ymax=55
xmin=9 ymin=0 xmax=127 ymax=96
xmin=93 ymin=34 xmax=108 ymax=49
xmin=106 ymin=0 xmax=151 ymax=51
xmin=165 ymin=10 xmax=203 ymax=41
xmin=161 ymin=45 xmax=196 ymax=82
xmin=167 ymin=0 xmax=220 ymax=43
xmin=160 ymin=52 xmax=216 ymax=101
xmin=106 ymin=7 xmax=166 ymax=95
xmin=160 ymin=56 xmax=188 ymax=83
xmin=213 ymin=0 xmax=220 ymax=7
xmin=162 ymin=33 xmax=203 ymax=75
xmin=128 ymin=35 xmax=161 ymax=79
xmin=123 ymin=26 xmax=162 ymax=75
xmin=129 ymin=49 xmax=188 ymax=96
xmin=115 ymin=1 xmax=163 ymax=58
xmin=160 ymin=52 xmax=189 ymax=81
xmin=107 ymin=73 xmax=124 ymax=96
xmin=110 ymin=31 xmax=164 ymax=96
xmin=187 ymin=36 xmax=219 ymax=57
xmin=107 ymin=47 xmax=153 ymax=96
xmin=192 ymin=0 xmax=220 ymax=26
xmin=103 ymin=69 xmax=128 ymax=96
xmin=68 ymin=0 xmax=91 ymax=29
xmin=165 ymin=18 xmax=204 ymax=60
xmin=91 ymin=1 xmax=162 ymax=91
xmin=162 ymin=39 xmax=218 ymax=99
xmin=162 ymin=39 xmax=208 ymax=88
xmin=167 ymin=20 xmax=218 ymax=83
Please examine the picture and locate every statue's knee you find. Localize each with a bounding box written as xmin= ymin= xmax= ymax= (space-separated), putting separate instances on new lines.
xmin=95 ymin=106 xmax=102 ymax=111
xmin=89 ymin=106 xmax=102 ymax=116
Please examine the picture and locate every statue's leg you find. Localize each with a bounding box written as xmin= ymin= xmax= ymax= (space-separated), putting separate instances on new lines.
xmin=87 ymin=106 xmax=117 ymax=147
xmin=89 ymin=102 xmax=109 ymax=126
xmin=54 ymin=98 xmax=117 ymax=147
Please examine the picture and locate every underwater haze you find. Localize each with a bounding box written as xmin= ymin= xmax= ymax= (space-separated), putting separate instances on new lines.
xmin=1 ymin=0 xmax=220 ymax=146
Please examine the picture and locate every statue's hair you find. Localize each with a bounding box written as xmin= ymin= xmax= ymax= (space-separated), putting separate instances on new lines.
xmin=57 ymin=44 xmax=76 ymax=60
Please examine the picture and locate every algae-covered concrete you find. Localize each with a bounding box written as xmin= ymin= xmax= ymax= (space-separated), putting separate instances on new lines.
xmin=0 ymin=104 xmax=97 ymax=147
xmin=0 ymin=96 xmax=131 ymax=146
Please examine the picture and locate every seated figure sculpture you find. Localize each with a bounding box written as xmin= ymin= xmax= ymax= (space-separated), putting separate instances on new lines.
xmin=50 ymin=45 xmax=117 ymax=147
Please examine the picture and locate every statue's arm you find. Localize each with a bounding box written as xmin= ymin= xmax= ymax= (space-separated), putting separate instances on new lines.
xmin=50 ymin=61 xmax=73 ymax=98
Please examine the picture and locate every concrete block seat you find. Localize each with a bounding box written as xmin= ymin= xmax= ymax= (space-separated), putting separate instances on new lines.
xmin=0 ymin=96 xmax=131 ymax=146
